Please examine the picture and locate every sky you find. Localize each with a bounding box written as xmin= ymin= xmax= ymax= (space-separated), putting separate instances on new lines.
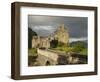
xmin=28 ymin=15 xmax=88 ymax=42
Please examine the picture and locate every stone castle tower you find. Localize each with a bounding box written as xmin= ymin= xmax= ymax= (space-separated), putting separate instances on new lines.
xmin=32 ymin=24 xmax=69 ymax=48
xmin=54 ymin=24 xmax=69 ymax=44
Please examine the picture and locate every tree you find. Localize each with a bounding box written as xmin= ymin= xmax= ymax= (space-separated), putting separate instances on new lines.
xmin=28 ymin=28 xmax=37 ymax=48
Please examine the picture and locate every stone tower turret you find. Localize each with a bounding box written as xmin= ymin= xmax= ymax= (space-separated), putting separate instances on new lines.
xmin=54 ymin=24 xmax=69 ymax=44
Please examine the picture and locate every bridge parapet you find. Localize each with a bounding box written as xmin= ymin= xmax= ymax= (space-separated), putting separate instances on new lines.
xmin=37 ymin=48 xmax=59 ymax=62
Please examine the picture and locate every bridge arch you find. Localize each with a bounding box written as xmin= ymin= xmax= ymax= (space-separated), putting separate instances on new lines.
xmin=45 ymin=61 xmax=51 ymax=65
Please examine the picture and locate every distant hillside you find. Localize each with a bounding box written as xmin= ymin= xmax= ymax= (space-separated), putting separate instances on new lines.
xmin=68 ymin=41 xmax=88 ymax=55
xmin=69 ymin=41 xmax=87 ymax=48
xmin=28 ymin=28 xmax=37 ymax=48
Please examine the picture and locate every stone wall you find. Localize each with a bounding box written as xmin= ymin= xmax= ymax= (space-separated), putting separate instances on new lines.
xmin=37 ymin=49 xmax=58 ymax=61
xmin=32 ymin=36 xmax=50 ymax=48
xmin=37 ymin=49 xmax=59 ymax=65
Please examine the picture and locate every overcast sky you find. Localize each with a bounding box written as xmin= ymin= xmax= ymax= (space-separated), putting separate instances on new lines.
xmin=28 ymin=15 xmax=88 ymax=42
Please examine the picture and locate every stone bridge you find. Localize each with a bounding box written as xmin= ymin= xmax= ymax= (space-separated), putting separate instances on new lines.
xmin=37 ymin=48 xmax=67 ymax=65
xmin=36 ymin=48 xmax=87 ymax=66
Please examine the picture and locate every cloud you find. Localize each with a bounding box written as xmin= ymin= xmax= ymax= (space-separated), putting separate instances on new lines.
xmin=69 ymin=37 xmax=87 ymax=43
xmin=31 ymin=25 xmax=57 ymax=36
xmin=32 ymin=26 xmax=55 ymax=31
xmin=28 ymin=15 xmax=88 ymax=38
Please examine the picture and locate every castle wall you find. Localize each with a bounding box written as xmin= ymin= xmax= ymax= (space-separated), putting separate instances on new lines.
xmin=32 ymin=36 xmax=50 ymax=48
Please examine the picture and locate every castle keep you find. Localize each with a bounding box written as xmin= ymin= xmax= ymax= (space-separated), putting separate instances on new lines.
xmin=32 ymin=24 xmax=69 ymax=48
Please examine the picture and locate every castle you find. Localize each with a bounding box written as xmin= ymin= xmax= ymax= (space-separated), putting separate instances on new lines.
xmin=32 ymin=24 xmax=69 ymax=49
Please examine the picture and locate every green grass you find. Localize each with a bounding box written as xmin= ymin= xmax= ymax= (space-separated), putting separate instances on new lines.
xmin=28 ymin=48 xmax=37 ymax=56
xmin=50 ymin=45 xmax=87 ymax=56
xmin=53 ymin=46 xmax=72 ymax=52
xmin=79 ymin=48 xmax=87 ymax=55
